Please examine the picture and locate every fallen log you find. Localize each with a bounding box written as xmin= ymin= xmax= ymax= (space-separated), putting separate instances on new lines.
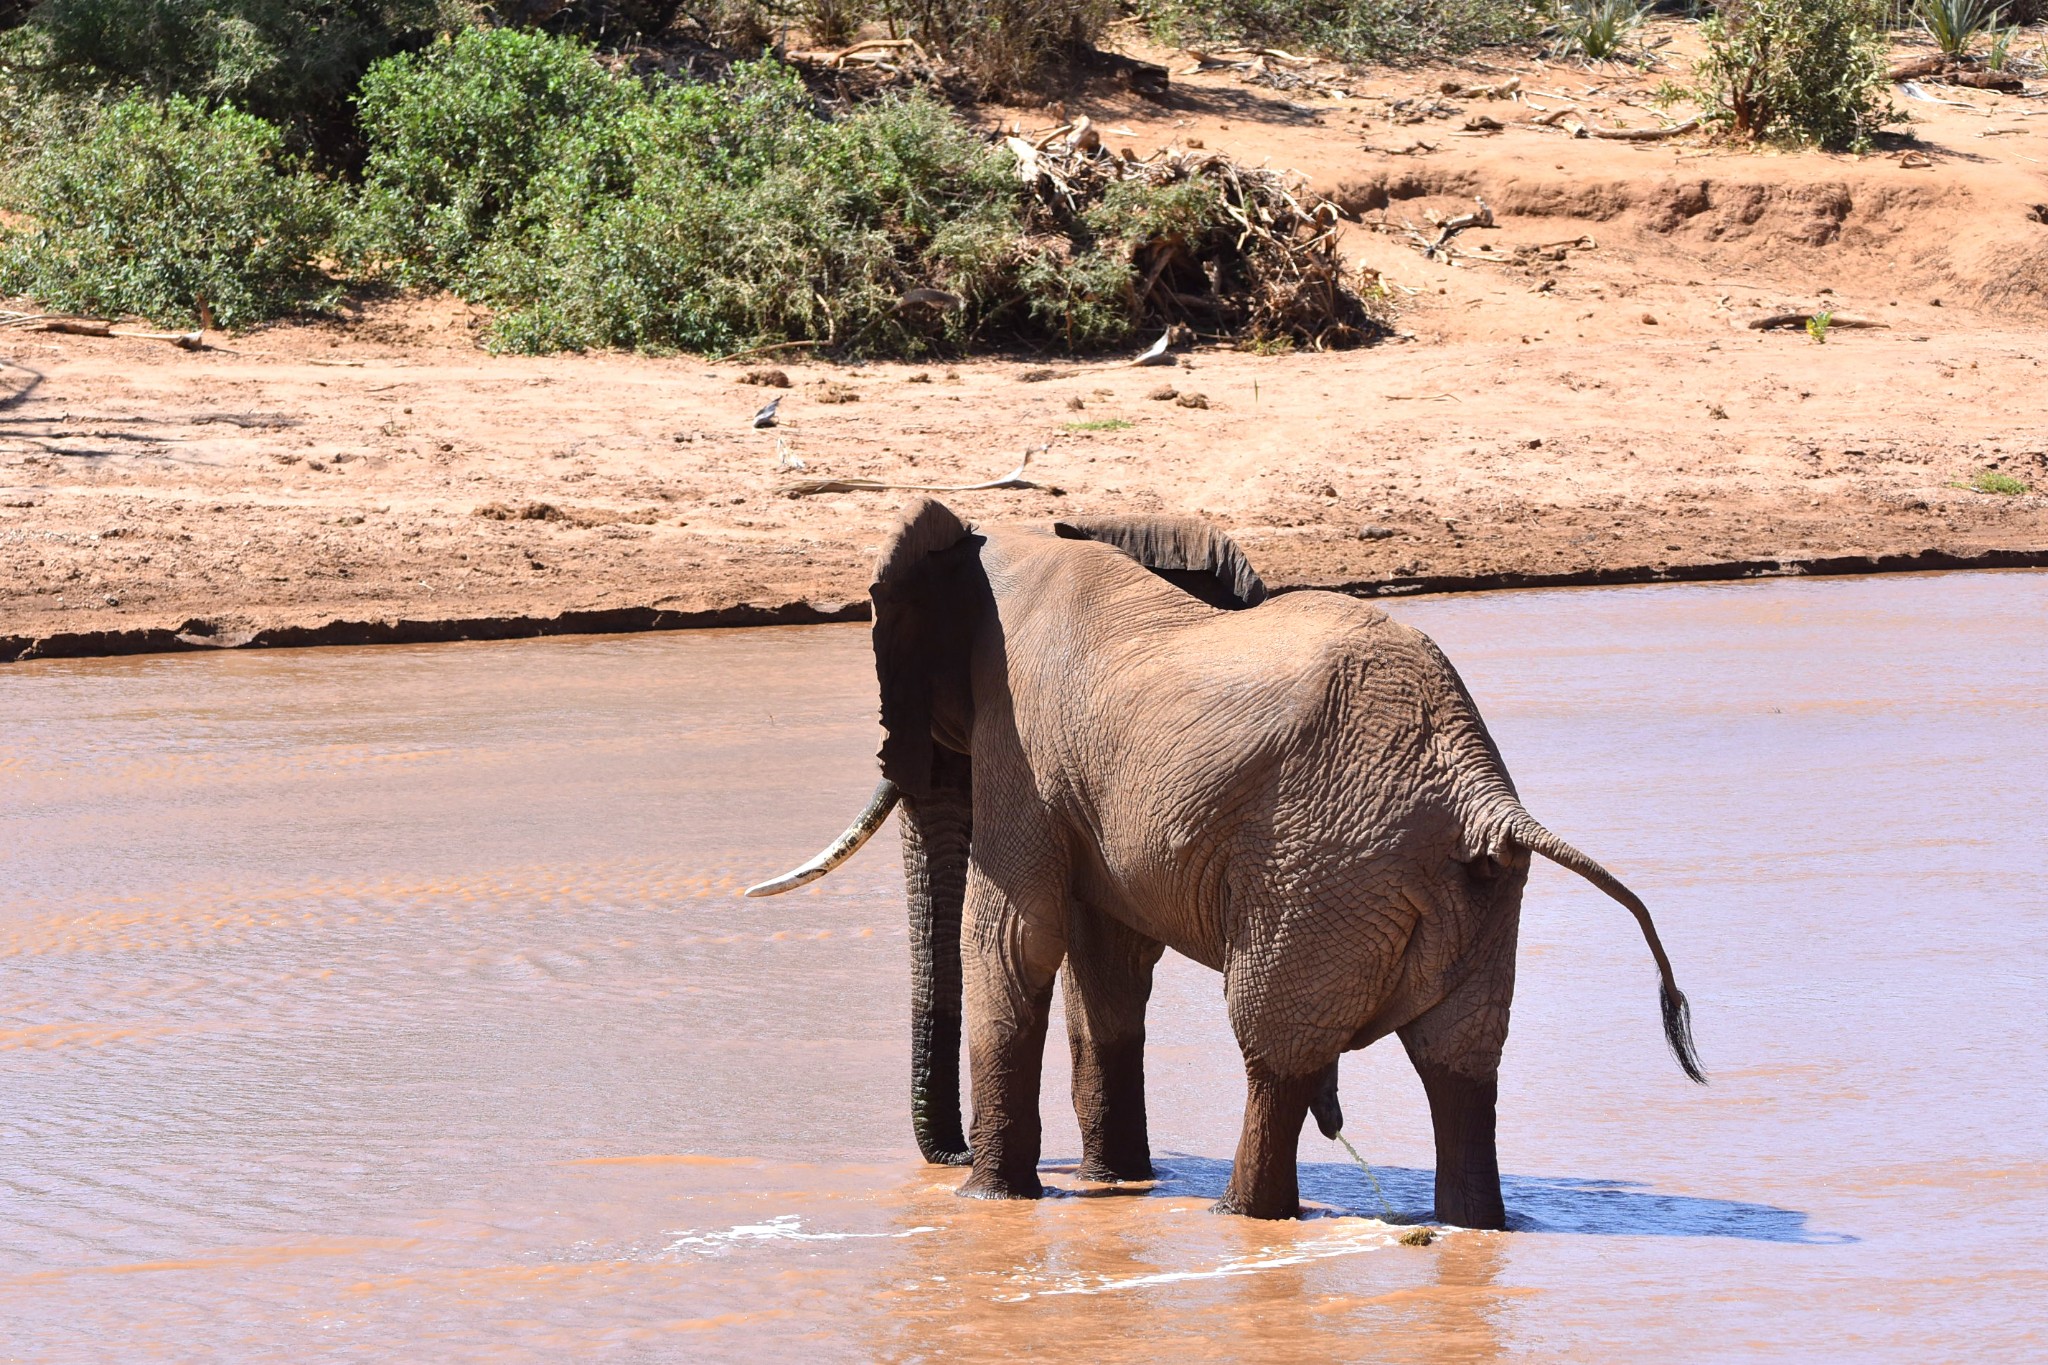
xmin=1747 ymin=312 xmax=1890 ymax=331
xmin=1587 ymin=116 xmax=1702 ymax=141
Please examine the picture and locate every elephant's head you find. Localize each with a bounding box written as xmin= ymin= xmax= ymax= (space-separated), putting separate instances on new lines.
xmin=747 ymin=499 xmax=1267 ymax=1164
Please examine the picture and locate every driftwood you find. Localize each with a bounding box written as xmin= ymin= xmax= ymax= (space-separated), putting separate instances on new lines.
xmin=11 ymin=317 xmax=204 ymax=348
xmin=1555 ymin=114 xmax=1702 ymax=140
xmin=1889 ymin=55 xmax=2026 ymax=92
xmin=779 ymin=446 xmax=1057 ymax=497
xmin=1747 ymin=312 xmax=1890 ymax=331
xmin=1407 ymin=199 xmax=1495 ymax=260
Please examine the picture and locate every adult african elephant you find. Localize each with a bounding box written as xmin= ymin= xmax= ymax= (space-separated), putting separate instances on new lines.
xmin=749 ymin=500 xmax=1704 ymax=1226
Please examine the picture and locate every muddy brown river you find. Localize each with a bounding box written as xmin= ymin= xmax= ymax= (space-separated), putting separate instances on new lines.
xmin=4 ymin=572 xmax=2044 ymax=1361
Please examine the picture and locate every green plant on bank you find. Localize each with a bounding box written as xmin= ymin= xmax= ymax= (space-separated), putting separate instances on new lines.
xmin=1985 ymin=20 xmax=2022 ymax=68
xmin=0 ymin=94 xmax=338 ymax=327
xmin=1806 ymin=309 xmax=1833 ymax=343
xmin=1065 ymin=417 xmax=1134 ymax=430
xmin=1133 ymin=0 xmax=1537 ymax=63
xmin=1695 ymin=0 xmax=1893 ymax=150
xmin=1552 ymin=0 xmax=1650 ymax=60
xmin=1239 ymin=334 xmax=1298 ymax=355
xmin=1916 ymin=0 xmax=2005 ymax=58
xmin=1968 ymin=468 xmax=2029 ymax=494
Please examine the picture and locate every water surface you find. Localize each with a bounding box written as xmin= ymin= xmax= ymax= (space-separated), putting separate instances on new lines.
xmin=3 ymin=572 xmax=2044 ymax=1360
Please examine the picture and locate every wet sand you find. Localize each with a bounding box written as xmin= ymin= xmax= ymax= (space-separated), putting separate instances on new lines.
xmin=3 ymin=572 xmax=2044 ymax=1360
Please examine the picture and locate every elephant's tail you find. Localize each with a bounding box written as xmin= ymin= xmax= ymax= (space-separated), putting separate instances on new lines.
xmin=1505 ymin=809 xmax=1707 ymax=1085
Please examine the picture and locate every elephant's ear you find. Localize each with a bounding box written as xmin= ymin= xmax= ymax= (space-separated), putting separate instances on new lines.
xmin=871 ymin=498 xmax=978 ymax=801
xmin=1053 ymin=515 xmax=1267 ymax=609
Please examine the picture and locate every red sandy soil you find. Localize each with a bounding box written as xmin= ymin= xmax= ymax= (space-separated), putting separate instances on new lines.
xmin=4 ymin=23 xmax=2045 ymax=658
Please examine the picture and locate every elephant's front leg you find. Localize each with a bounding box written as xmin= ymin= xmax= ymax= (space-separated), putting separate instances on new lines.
xmin=1063 ymin=900 xmax=1164 ymax=1183
xmin=958 ymin=867 xmax=1067 ymax=1201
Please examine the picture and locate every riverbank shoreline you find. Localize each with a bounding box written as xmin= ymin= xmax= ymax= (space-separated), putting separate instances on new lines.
xmin=8 ymin=549 xmax=2043 ymax=665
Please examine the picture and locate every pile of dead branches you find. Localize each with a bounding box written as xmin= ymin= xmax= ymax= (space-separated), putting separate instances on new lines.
xmin=1006 ymin=120 xmax=1389 ymax=348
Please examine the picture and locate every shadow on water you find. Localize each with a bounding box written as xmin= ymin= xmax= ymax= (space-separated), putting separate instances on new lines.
xmin=1044 ymin=1156 xmax=1856 ymax=1244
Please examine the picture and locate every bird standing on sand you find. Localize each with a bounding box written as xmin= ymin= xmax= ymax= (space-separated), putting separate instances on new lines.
xmin=752 ymin=396 xmax=781 ymax=429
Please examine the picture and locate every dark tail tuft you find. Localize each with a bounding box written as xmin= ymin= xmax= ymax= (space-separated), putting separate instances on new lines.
xmin=1660 ymin=982 xmax=1707 ymax=1085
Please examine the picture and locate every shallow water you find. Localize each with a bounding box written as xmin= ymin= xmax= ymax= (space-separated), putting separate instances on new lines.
xmin=3 ymin=572 xmax=2044 ymax=1361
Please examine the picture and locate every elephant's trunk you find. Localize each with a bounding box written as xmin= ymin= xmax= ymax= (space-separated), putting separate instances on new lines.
xmin=742 ymin=780 xmax=901 ymax=898
xmin=900 ymin=748 xmax=972 ymax=1166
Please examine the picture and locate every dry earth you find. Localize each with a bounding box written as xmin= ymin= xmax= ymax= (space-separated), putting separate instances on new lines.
xmin=4 ymin=24 xmax=2046 ymax=660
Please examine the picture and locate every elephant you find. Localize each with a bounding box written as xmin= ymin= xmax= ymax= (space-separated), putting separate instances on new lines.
xmin=748 ymin=499 xmax=1704 ymax=1226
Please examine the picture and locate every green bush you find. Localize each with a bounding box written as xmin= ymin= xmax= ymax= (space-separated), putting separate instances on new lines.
xmin=345 ymin=32 xmax=1228 ymax=355
xmin=0 ymin=0 xmax=462 ymax=159
xmin=1137 ymin=0 xmax=1535 ymax=63
xmin=1695 ymin=0 xmax=1892 ymax=150
xmin=0 ymin=94 xmax=340 ymax=326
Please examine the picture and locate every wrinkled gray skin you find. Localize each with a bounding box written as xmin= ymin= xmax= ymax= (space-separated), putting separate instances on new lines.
xmin=819 ymin=499 xmax=1702 ymax=1225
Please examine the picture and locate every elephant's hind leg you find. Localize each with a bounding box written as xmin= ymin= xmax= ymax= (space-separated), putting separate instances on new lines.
xmin=1215 ymin=1065 xmax=1322 ymax=1219
xmin=1063 ymin=900 xmax=1165 ymax=1183
xmin=1397 ymin=900 xmax=1517 ymax=1231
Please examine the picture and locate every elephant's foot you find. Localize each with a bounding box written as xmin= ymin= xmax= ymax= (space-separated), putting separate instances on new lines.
xmin=956 ymin=1168 xmax=1044 ymax=1200
xmin=1435 ymin=1178 xmax=1507 ymax=1232
xmin=1074 ymin=1152 xmax=1154 ymax=1184
xmin=1208 ymin=1189 xmax=1301 ymax=1220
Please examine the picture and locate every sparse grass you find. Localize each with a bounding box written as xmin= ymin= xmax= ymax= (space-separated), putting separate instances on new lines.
xmin=1239 ymin=335 xmax=1298 ymax=356
xmin=1969 ymin=469 xmax=2029 ymax=495
xmin=1807 ymin=309 xmax=1833 ymax=343
xmin=1065 ymin=417 xmax=1133 ymax=431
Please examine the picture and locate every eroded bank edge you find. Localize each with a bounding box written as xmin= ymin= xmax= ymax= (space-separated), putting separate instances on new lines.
xmin=4 ymin=547 xmax=2044 ymax=665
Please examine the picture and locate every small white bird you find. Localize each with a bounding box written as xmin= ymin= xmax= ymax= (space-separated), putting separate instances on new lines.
xmin=776 ymin=437 xmax=804 ymax=471
xmin=752 ymin=396 xmax=781 ymax=428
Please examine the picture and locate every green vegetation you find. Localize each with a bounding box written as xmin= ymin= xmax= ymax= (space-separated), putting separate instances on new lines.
xmin=1 ymin=24 xmax=1372 ymax=352
xmin=1552 ymin=0 xmax=1650 ymax=60
xmin=1969 ymin=469 xmax=2029 ymax=495
xmin=1915 ymin=0 xmax=2005 ymax=57
xmin=0 ymin=0 xmax=458 ymax=158
xmin=343 ymin=35 xmax=1229 ymax=354
xmin=1695 ymin=0 xmax=1892 ymax=150
xmin=1137 ymin=0 xmax=1535 ymax=63
xmin=1806 ymin=309 xmax=1833 ymax=343
xmin=1065 ymin=417 xmax=1133 ymax=430
xmin=0 ymin=95 xmax=338 ymax=327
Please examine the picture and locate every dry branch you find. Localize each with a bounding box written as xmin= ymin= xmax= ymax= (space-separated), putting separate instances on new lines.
xmin=779 ymin=446 xmax=1056 ymax=496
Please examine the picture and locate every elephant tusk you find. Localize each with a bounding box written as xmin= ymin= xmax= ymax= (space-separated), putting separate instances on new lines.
xmin=743 ymin=780 xmax=902 ymax=897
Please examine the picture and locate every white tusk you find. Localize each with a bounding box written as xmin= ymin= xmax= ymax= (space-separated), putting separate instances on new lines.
xmin=743 ymin=780 xmax=902 ymax=897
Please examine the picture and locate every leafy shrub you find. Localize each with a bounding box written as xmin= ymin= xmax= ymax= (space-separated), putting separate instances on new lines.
xmin=1695 ymin=0 xmax=1891 ymax=150
xmin=345 ymin=33 xmax=1175 ymax=354
xmin=345 ymin=27 xmax=641 ymax=282
xmin=0 ymin=0 xmax=461 ymax=160
xmin=1915 ymin=0 xmax=2004 ymax=57
xmin=0 ymin=94 xmax=339 ymax=326
xmin=1137 ymin=0 xmax=1535 ymax=63
xmin=1552 ymin=0 xmax=1649 ymax=58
